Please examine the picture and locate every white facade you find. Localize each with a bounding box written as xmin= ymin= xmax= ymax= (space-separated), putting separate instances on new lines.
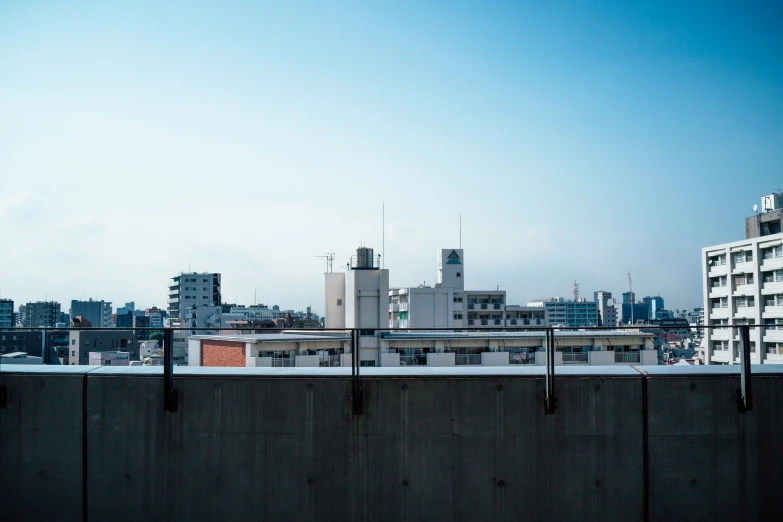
xmin=595 ymin=291 xmax=618 ymax=327
xmin=324 ymin=273 xmax=346 ymax=328
xmin=323 ymin=247 xmax=389 ymax=365
xmin=389 ymin=248 xmax=547 ymax=329
xmin=702 ymin=232 xmax=783 ymax=365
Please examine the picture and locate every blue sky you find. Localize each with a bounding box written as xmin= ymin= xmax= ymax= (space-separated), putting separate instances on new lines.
xmin=1 ymin=1 xmax=781 ymax=313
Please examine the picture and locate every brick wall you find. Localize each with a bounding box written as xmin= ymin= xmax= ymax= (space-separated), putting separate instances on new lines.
xmin=201 ymin=340 xmax=245 ymax=367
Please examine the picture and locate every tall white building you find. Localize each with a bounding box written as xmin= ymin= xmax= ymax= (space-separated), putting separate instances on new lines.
xmin=168 ymin=272 xmax=221 ymax=320
xmin=701 ymin=232 xmax=783 ymax=364
xmin=594 ymin=291 xmax=618 ymax=327
xmin=324 ymin=247 xmax=389 ymax=365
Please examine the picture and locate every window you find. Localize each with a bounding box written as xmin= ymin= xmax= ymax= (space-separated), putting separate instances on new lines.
xmin=71 ymin=350 xmax=75 ymax=356
xmin=735 ymin=274 xmax=754 ymax=286
xmin=453 ymin=313 xmax=463 ymax=320
xmin=456 ymin=272 xmax=461 ymax=277
xmin=71 ymin=339 xmax=76 ymax=345
xmin=763 ymin=245 xmax=783 ymax=259
xmin=766 ymin=342 xmax=783 ymax=355
xmin=453 ymin=297 xmax=463 ymax=303
xmin=712 ymin=341 xmax=728 ymax=351
xmin=337 ymin=299 xmax=343 ymax=306
xmin=360 ymin=361 xmax=376 ymax=367
xmin=736 ymin=296 xmax=754 ymax=308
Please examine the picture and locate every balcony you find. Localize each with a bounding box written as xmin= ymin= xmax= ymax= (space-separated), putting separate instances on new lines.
xmin=708 ymin=286 xmax=728 ymax=298
xmin=762 ymin=305 xmax=783 ymax=318
xmin=399 ymin=354 xmax=426 ymax=366
xmin=615 ymin=352 xmax=641 ymax=364
xmin=761 ymin=255 xmax=783 ymax=271
xmin=389 ymin=303 xmax=399 ymax=312
xmin=467 ymin=303 xmax=475 ymax=310
xmin=708 ymin=264 xmax=727 ymax=277
xmin=562 ymin=353 xmax=588 ymax=364
xmin=711 ymin=329 xmax=730 ymax=341
xmin=455 ymin=354 xmax=481 ymax=365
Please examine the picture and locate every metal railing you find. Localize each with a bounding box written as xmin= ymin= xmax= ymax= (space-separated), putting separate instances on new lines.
xmin=455 ymin=354 xmax=481 ymax=365
xmin=615 ymin=352 xmax=641 ymax=363
xmin=562 ymin=353 xmax=588 ymax=363
xmin=399 ymin=354 xmax=426 ymax=366
xmin=0 ymin=324 xmax=764 ymax=417
xmin=508 ymin=352 xmax=535 ymax=365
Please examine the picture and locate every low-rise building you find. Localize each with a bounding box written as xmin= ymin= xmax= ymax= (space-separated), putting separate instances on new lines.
xmin=68 ymin=330 xmax=140 ymax=365
xmin=188 ymin=330 xmax=657 ymax=368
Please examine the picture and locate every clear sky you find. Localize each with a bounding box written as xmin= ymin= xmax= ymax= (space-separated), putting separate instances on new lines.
xmin=1 ymin=1 xmax=782 ymax=314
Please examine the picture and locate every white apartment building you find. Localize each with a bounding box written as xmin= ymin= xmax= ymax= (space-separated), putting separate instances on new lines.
xmin=594 ymin=291 xmax=618 ymax=327
xmin=388 ymin=249 xmax=547 ymax=329
xmin=324 ymin=247 xmax=389 ymax=365
xmin=702 ymin=232 xmax=783 ymax=365
xmin=168 ymin=272 xmax=221 ymax=320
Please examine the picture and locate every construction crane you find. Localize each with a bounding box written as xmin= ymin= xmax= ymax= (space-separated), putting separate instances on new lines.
xmin=628 ymin=273 xmax=634 ymax=325
xmin=315 ymin=253 xmax=336 ymax=273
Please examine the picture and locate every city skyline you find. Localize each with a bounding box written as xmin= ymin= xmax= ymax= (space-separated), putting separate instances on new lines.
xmin=2 ymin=2 xmax=782 ymax=312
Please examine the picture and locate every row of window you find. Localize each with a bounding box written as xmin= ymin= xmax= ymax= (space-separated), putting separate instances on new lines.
xmin=763 ymin=245 xmax=783 ymax=260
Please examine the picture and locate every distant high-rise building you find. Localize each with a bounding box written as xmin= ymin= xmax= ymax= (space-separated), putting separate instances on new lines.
xmin=70 ymin=299 xmax=112 ymax=328
xmin=594 ymin=291 xmax=617 ymax=327
xmin=146 ymin=307 xmax=165 ymax=328
xmin=527 ymin=297 xmax=598 ymax=327
xmin=19 ymin=301 xmax=61 ymax=327
xmin=622 ymin=292 xmax=636 ymax=304
xmin=0 ymin=298 xmax=14 ymax=328
xmin=642 ymin=296 xmax=664 ymax=320
xmin=168 ymin=272 xmax=221 ymax=320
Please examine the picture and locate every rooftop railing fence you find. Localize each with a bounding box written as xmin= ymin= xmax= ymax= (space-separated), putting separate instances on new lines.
xmin=0 ymin=325 xmax=759 ymax=415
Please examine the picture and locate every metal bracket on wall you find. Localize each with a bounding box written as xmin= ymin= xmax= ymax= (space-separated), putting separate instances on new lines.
xmin=544 ymin=328 xmax=557 ymax=414
xmin=351 ymin=329 xmax=363 ymax=415
xmin=163 ymin=328 xmax=179 ymax=413
xmin=737 ymin=325 xmax=753 ymax=413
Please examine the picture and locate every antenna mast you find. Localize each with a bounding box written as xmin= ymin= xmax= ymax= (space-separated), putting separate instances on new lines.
xmin=315 ymin=253 xmax=336 ymax=273
xmin=573 ymin=280 xmax=579 ymax=301
xmin=628 ymin=273 xmax=634 ymax=325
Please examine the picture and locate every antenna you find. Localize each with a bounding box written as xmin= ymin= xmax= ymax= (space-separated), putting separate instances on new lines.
xmin=315 ymin=253 xmax=336 ymax=273
xmin=383 ymin=202 xmax=385 ymax=269
xmin=573 ymin=280 xmax=579 ymax=301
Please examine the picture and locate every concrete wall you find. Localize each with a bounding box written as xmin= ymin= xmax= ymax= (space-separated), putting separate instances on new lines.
xmin=481 ymin=351 xmax=509 ymax=366
xmin=3 ymin=365 xmax=783 ymax=521
xmin=427 ymin=352 xmax=455 ymax=366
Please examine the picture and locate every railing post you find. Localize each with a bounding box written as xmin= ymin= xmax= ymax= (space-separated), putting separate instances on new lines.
xmin=544 ymin=327 xmax=557 ymax=414
xmin=163 ymin=327 xmax=178 ymax=412
xmin=737 ymin=325 xmax=752 ymax=412
xmin=351 ymin=329 xmax=363 ymax=415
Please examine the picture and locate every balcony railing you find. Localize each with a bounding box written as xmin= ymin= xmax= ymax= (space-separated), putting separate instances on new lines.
xmin=615 ymin=352 xmax=641 ymax=363
xmin=562 ymin=353 xmax=588 ymax=363
xmin=455 ymin=354 xmax=481 ymax=365
xmin=272 ymin=358 xmax=295 ymax=367
xmin=399 ymin=354 xmax=426 ymax=366
xmin=508 ymin=352 xmax=535 ymax=365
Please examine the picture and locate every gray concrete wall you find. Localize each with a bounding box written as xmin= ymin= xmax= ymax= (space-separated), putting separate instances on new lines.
xmin=646 ymin=369 xmax=783 ymax=522
xmin=2 ymin=365 xmax=782 ymax=521
xmin=0 ymin=367 xmax=92 ymax=522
